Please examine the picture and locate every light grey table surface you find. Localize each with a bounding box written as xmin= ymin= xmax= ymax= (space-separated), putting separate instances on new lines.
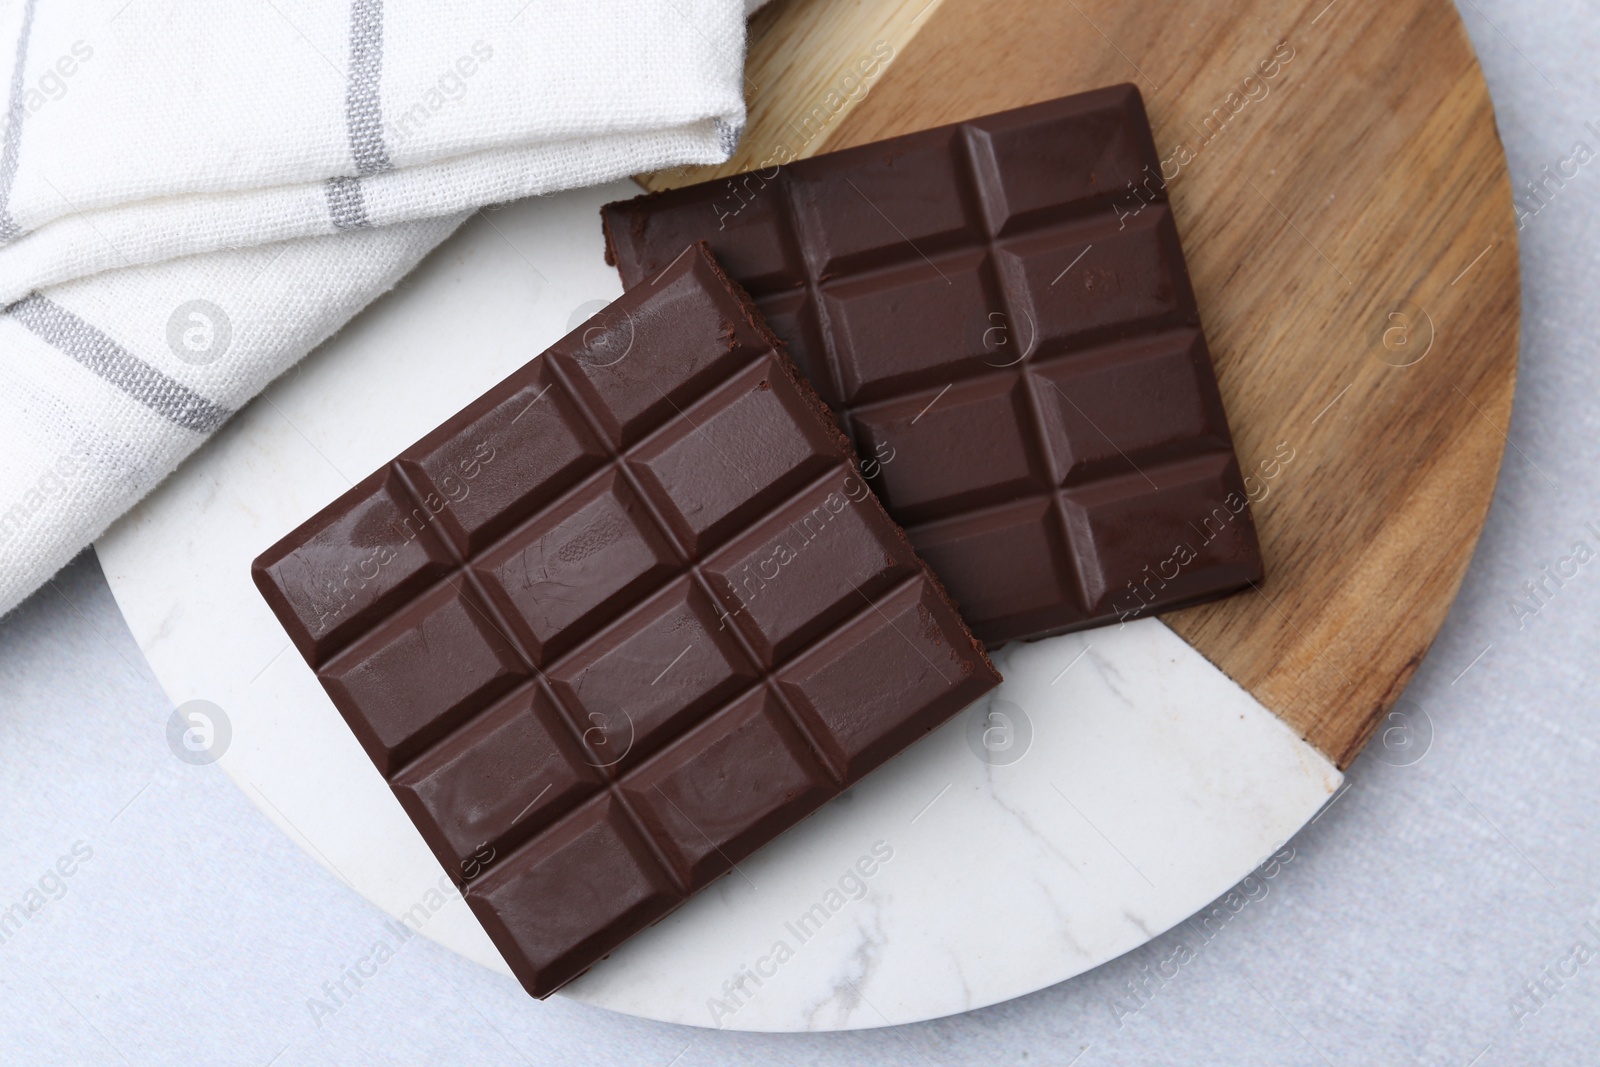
xmin=3 ymin=1 xmax=1597 ymax=1062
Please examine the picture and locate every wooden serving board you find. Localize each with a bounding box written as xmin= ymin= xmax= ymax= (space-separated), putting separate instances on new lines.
xmin=646 ymin=0 xmax=1520 ymax=768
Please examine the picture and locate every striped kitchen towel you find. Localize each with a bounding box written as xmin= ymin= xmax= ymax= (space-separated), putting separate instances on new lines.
xmin=0 ymin=0 xmax=751 ymax=618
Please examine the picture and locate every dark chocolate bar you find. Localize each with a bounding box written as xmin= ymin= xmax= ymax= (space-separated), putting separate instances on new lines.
xmin=603 ymin=85 xmax=1263 ymax=645
xmin=252 ymin=244 xmax=999 ymax=998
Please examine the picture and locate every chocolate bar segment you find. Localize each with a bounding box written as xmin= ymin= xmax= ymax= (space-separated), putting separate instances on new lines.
xmin=252 ymin=245 xmax=999 ymax=998
xmin=603 ymin=85 xmax=1264 ymax=645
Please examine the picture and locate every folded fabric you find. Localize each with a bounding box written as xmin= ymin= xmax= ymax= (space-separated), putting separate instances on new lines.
xmin=0 ymin=0 xmax=747 ymax=302
xmin=0 ymin=0 xmax=752 ymax=618
xmin=0 ymin=214 xmax=465 ymax=617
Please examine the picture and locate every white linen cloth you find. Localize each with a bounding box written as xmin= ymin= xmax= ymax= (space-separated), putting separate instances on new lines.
xmin=0 ymin=0 xmax=751 ymax=617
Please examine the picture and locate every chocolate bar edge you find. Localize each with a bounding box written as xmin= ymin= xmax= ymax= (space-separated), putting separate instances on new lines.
xmin=691 ymin=244 xmax=1000 ymax=685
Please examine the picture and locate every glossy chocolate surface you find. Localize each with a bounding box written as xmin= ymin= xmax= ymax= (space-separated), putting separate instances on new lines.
xmin=252 ymin=245 xmax=999 ymax=998
xmin=603 ymin=85 xmax=1264 ymax=644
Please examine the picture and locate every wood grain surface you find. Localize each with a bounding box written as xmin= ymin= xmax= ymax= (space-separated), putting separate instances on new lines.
xmin=646 ymin=0 xmax=1520 ymax=768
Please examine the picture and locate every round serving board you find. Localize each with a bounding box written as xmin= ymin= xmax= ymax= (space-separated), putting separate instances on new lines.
xmin=96 ymin=0 xmax=1516 ymax=1033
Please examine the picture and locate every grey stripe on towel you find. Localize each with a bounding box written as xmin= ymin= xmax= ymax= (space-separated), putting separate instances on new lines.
xmin=346 ymin=0 xmax=392 ymax=176
xmin=326 ymin=0 xmax=392 ymax=230
xmin=9 ymin=294 xmax=234 ymax=434
xmin=325 ymin=175 xmax=371 ymax=231
xmin=0 ymin=0 xmax=41 ymax=244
